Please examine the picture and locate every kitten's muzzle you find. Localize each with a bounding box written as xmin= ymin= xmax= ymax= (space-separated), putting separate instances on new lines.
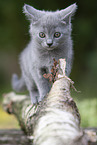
xmin=46 ymin=39 xmax=53 ymax=47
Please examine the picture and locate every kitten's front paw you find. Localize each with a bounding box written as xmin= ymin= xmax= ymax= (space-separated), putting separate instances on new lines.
xmin=38 ymin=95 xmax=46 ymax=103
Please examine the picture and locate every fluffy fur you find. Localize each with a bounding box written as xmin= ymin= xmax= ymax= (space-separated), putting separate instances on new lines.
xmin=12 ymin=3 xmax=77 ymax=104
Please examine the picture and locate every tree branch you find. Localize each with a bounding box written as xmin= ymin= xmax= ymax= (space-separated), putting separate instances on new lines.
xmin=3 ymin=59 xmax=97 ymax=145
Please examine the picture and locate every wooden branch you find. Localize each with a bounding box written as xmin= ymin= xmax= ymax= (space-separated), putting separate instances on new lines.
xmin=3 ymin=59 xmax=97 ymax=145
xmin=0 ymin=129 xmax=32 ymax=145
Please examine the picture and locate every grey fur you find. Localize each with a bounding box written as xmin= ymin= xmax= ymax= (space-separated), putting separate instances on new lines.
xmin=12 ymin=3 xmax=77 ymax=104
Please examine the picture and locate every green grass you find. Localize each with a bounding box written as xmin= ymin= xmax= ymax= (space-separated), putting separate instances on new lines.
xmin=76 ymin=98 xmax=97 ymax=127
xmin=72 ymin=88 xmax=97 ymax=127
xmin=0 ymin=105 xmax=20 ymax=129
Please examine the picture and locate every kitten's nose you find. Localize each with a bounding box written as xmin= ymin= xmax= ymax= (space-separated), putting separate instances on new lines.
xmin=46 ymin=39 xmax=53 ymax=47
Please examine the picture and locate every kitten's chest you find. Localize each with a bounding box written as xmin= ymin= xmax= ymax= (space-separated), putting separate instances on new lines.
xmin=37 ymin=56 xmax=54 ymax=77
xmin=37 ymin=53 xmax=61 ymax=75
xmin=33 ymin=49 xmax=65 ymax=73
xmin=37 ymin=55 xmax=52 ymax=70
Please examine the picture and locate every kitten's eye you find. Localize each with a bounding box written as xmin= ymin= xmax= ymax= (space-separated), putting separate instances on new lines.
xmin=39 ymin=32 xmax=45 ymax=38
xmin=54 ymin=32 xmax=61 ymax=38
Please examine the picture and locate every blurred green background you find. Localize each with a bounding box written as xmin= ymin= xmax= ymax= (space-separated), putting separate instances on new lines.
xmin=0 ymin=0 xmax=97 ymax=129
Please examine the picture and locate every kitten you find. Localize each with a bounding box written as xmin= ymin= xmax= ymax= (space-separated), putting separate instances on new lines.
xmin=12 ymin=3 xmax=77 ymax=104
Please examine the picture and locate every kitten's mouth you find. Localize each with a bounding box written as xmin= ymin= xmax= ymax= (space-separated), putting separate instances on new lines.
xmin=46 ymin=47 xmax=55 ymax=50
xmin=45 ymin=45 xmax=56 ymax=50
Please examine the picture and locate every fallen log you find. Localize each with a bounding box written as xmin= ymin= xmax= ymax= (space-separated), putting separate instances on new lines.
xmin=3 ymin=59 xmax=97 ymax=145
xmin=0 ymin=129 xmax=32 ymax=145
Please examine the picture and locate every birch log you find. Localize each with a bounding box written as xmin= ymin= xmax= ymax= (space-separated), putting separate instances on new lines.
xmin=3 ymin=59 xmax=97 ymax=145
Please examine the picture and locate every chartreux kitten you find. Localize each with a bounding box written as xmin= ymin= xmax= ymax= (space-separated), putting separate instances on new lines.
xmin=12 ymin=3 xmax=77 ymax=104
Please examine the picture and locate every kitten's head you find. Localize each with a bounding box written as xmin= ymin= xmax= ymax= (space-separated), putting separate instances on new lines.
xmin=23 ymin=4 xmax=77 ymax=50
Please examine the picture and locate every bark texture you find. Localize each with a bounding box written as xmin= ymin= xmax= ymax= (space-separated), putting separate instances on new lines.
xmin=0 ymin=129 xmax=97 ymax=145
xmin=3 ymin=59 xmax=97 ymax=145
xmin=0 ymin=129 xmax=32 ymax=145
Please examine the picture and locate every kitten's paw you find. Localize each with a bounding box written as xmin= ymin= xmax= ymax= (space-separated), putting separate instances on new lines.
xmin=38 ymin=95 xmax=45 ymax=103
xmin=31 ymin=97 xmax=38 ymax=105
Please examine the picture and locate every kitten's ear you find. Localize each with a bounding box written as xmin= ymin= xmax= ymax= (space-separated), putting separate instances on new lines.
xmin=59 ymin=3 xmax=77 ymax=24
xmin=23 ymin=4 xmax=45 ymax=24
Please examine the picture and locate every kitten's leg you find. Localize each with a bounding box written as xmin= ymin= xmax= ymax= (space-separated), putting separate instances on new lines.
xmin=38 ymin=80 xmax=50 ymax=102
xmin=28 ymin=85 xmax=39 ymax=104
xmin=65 ymin=63 xmax=71 ymax=76
xmin=65 ymin=49 xmax=73 ymax=76
xmin=35 ymin=76 xmax=51 ymax=102
xmin=33 ymin=67 xmax=51 ymax=102
xmin=27 ymin=88 xmax=39 ymax=104
xmin=24 ymin=76 xmax=39 ymax=104
xmin=29 ymin=87 xmax=39 ymax=104
xmin=65 ymin=58 xmax=73 ymax=76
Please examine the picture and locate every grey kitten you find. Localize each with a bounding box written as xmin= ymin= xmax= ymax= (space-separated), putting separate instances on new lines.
xmin=12 ymin=3 xmax=77 ymax=104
